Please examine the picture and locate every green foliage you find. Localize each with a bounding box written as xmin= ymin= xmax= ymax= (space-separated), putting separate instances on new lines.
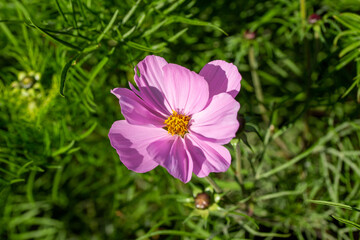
xmin=1 ymin=0 xmax=360 ymax=239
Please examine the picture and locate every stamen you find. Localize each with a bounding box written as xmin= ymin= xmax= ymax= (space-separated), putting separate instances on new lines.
xmin=164 ymin=111 xmax=191 ymax=137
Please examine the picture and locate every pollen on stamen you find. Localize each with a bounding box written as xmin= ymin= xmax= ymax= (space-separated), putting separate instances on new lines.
xmin=164 ymin=111 xmax=191 ymax=137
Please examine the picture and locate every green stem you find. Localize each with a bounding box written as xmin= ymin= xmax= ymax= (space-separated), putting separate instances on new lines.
xmin=235 ymin=142 xmax=243 ymax=184
xmin=300 ymin=0 xmax=306 ymax=26
xmin=205 ymin=176 xmax=223 ymax=193
xmin=26 ymin=170 xmax=36 ymax=203
xmin=249 ymin=46 xmax=292 ymax=158
xmin=249 ymin=45 xmax=268 ymax=123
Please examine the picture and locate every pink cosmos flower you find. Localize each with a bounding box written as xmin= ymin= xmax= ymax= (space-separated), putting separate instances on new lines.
xmin=108 ymin=55 xmax=241 ymax=183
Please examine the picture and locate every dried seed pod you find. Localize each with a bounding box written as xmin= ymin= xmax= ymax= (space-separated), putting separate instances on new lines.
xmin=195 ymin=193 xmax=210 ymax=209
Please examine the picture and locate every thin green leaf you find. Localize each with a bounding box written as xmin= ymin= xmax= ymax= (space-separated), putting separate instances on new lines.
xmin=257 ymin=188 xmax=305 ymax=201
xmin=126 ymin=41 xmax=164 ymax=53
xmin=257 ymin=121 xmax=357 ymax=179
xmin=136 ymin=230 xmax=207 ymax=240
xmin=142 ymin=19 xmax=167 ymax=38
xmin=28 ymin=19 xmax=82 ymax=51
xmin=307 ymin=200 xmax=360 ymax=212
xmin=331 ymin=215 xmax=360 ymax=230
xmin=339 ymin=41 xmax=360 ymax=58
xmin=52 ymin=167 xmax=63 ymax=201
xmin=11 ymin=228 xmax=57 ymax=240
xmin=84 ymin=57 xmax=109 ymax=91
xmin=336 ymin=50 xmax=359 ymax=70
xmin=0 ymin=23 xmax=19 ymax=47
xmin=334 ymin=30 xmax=360 ymax=46
xmin=334 ymin=14 xmax=360 ymax=31
xmin=54 ymin=0 xmax=68 ymax=23
xmin=227 ymin=211 xmax=259 ymax=229
xmin=0 ymin=184 xmax=10 ymax=218
xmin=60 ymin=54 xmax=80 ymax=96
xmin=243 ymin=224 xmax=291 ymax=238
xmin=168 ymin=28 xmax=188 ymax=42
xmin=52 ymin=140 xmax=75 ymax=157
xmin=163 ymin=0 xmax=187 ymax=15
xmin=97 ymin=9 xmax=119 ymax=43
xmin=76 ymin=0 xmax=88 ymax=24
xmin=166 ymin=16 xmax=228 ymax=36
xmin=342 ymin=77 xmax=360 ymax=98
xmin=76 ymin=122 xmax=98 ymax=140
xmin=122 ymin=0 xmax=141 ymax=25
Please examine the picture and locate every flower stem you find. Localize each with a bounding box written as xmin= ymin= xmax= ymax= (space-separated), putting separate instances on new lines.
xmin=235 ymin=142 xmax=243 ymax=184
xmin=248 ymin=45 xmax=268 ymax=124
xmin=205 ymin=176 xmax=223 ymax=193
xmin=300 ymin=0 xmax=307 ymax=26
xmin=249 ymin=45 xmax=292 ymax=158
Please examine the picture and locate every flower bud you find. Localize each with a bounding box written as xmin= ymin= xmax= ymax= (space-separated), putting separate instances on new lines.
xmin=20 ymin=76 xmax=35 ymax=89
xmin=195 ymin=193 xmax=210 ymax=209
xmin=244 ymin=30 xmax=256 ymax=40
xmin=308 ymin=14 xmax=321 ymax=24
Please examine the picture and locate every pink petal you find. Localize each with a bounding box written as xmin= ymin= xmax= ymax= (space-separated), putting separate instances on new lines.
xmin=108 ymin=121 xmax=168 ymax=173
xmin=134 ymin=55 xmax=172 ymax=115
xmin=162 ymin=63 xmax=209 ymax=115
xmin=147 ymin=136 xmax=193 ymax=183
xmin=199 ymin=60 xmax=242 ymax=98
xmin=111 ymin=88 xmax=165 ymax=127
xmin=190 ymin=93 xmax=240 ymax=144
xmin=185 ymin=135 xmax=231 ymax=177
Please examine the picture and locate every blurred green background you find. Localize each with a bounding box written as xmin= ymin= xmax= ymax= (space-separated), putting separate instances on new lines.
xmin=1 ymin=0 xmax=360 ymax=239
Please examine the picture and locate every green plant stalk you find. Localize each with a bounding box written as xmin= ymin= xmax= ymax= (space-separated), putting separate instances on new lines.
xmin=249 ymin=45 xmax=291 ymax=158
xmin=300 ymin=0 xmax=306 ymax=26
xmin=257 ymin=120 xmax=360 ymax=179
xmin=26 ymin=170 xmax=36 ymax=203
xmin=235 ymin=142 xmax=243 ymax=184
xmin=248 ymin=45 xmax=268 ymax=123
xmin=205 ymin=176 xmax=223 ymax=193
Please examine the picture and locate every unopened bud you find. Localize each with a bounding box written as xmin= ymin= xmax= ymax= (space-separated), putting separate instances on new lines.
xmin=244 ymin=30 xmax=256 ymax=40
xmin=20 ymin=76 xmax=35 ymax=89
xmin=308 ymin=14 xmax=321 ymax=24
xmin=195 ymin=193 xmax=210 ymax=209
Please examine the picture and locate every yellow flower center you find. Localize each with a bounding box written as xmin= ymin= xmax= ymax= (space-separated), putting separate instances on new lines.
xmin=164 ymin=111 xmax=191 ymax=137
